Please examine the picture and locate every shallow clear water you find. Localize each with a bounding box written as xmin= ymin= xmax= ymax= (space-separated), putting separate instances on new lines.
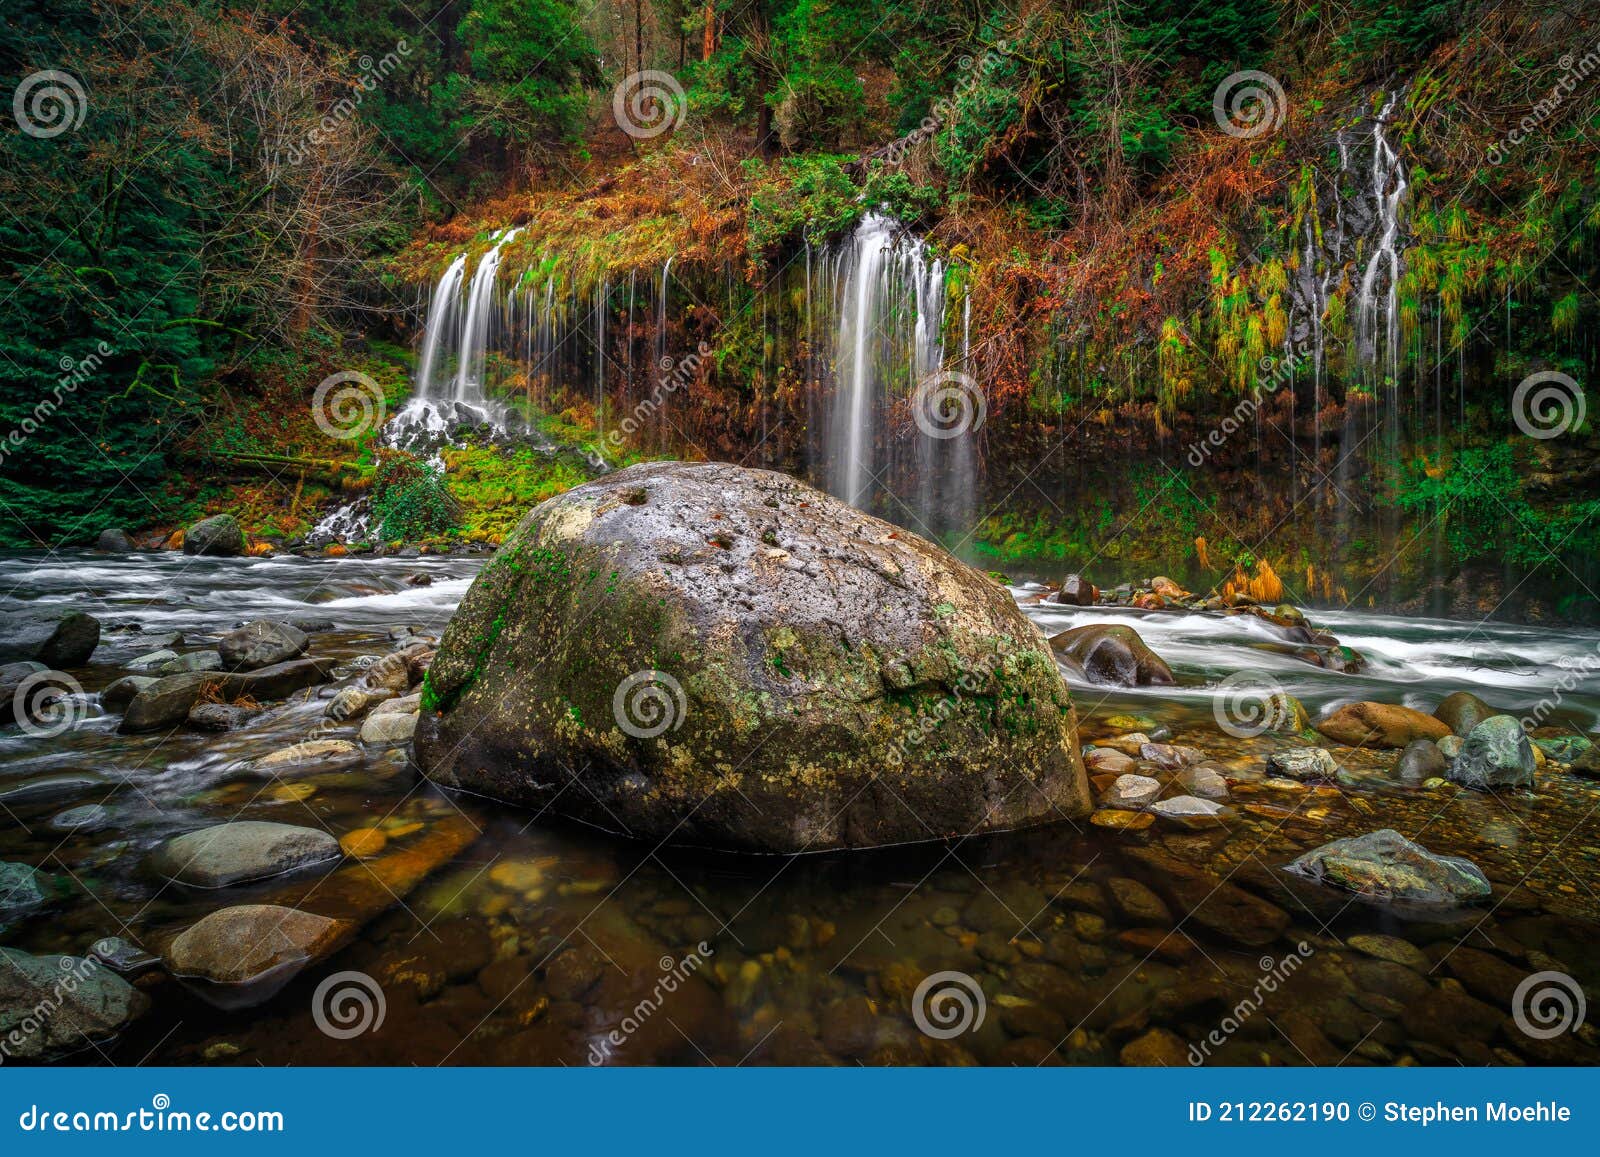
xmin=3 ymin=553 xmax=1598 ymax=1066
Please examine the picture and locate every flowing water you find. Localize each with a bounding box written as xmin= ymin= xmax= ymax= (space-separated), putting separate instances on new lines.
xmin=4 ymin=552 xmax=1599 ymax=1066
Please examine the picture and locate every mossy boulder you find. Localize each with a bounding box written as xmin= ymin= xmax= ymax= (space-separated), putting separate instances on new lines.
xmin=414 ymin=462 xmax=1089 ymax=852
xmin=182 ymin=513 xmax=244 ymax=556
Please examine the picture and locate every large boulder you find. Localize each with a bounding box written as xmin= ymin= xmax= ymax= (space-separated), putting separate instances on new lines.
xmin=218 ymin=620 xmax=308 ymax=671
xmin=147 ymin=821 xmax=339 ymax=887
xmin=0 ymin=610 xmax=100 ymax=667
xmin=0 ymin=948 xmax=147 ymax=1061
xmin=182 ymin=513 xmax=245 ymax=557
xmin=1315 ymin=701 xmax=1451 ymax=748
xmin=95 ymin=528 xmax=136 ymax=552
xmin=1286 ymin=829 xmax=1491 ymax=906
xmin=1047 ymin=623 xmax=1175 ymax=687
xmin=1448 ymin=714 xmax=1536 ymax=789
xmin=414 ymin=462 xmax=1090 ymax=853
xmin=1049 ymin=574 xmax=1098 ymax=606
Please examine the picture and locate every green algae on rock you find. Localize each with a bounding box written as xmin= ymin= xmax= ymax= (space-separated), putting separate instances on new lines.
xmin=414 ymin=462 xmax=1090 ymax=852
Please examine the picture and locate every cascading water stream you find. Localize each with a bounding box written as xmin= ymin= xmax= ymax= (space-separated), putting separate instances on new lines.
xmin=1355 ymin=91 xmax=1408 ymax=386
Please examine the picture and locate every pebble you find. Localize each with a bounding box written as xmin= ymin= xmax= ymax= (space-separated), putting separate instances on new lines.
xmin=1346 ymin=933 xmax=1428 ymax=970
xmin=1089 ymin=809 xmax=1154 ymax=831
xmin=339 ymin=828 xmax=388 ymax=858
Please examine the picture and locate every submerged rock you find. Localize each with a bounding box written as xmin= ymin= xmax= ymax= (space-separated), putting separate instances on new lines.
xmin=1433 ymin=690 xmax=1501 ymax=737
xmin=1396 ymin=738 xmax=1448 ymax=782
xmin=0 ymin=949 xmax=147 ymax=1061
xmin=164 ymin=904 xmax=344 ymax=1002
xmin=218 ymin=620 xmax=309 ymax=671
xmin=415 ymin=462 xmax=1089 ymax=852
xmin=0 ymin=861 xmax=53 ymax=927
xmin=1315 ymin=701 xmax=1451 ymax=748
xmin=1447 ymin=715 xmax=1536 ymax=789
xmin=0 ymin=610 xmax=100 ymax=668
xmin=148 ymin=821 xmax=340 ymax=888
xmin=183 ymin=513 xmax=245 ymax=556
xmin=1048 ymin=623 xmax=1175 ymax=687
xmin=1286 ymin=828 xmax=1491 ymax=906
xmin=248 ymin=739 xmax=362 ymax=775
xmin=156 ymin=649 xmax=222 ymax=676
xmin=186 ymin=702 xmax=262 ymax=731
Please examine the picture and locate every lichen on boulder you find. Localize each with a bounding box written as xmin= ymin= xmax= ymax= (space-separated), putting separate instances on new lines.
xmin=414 ymin=462 xmax=1090 ymax=852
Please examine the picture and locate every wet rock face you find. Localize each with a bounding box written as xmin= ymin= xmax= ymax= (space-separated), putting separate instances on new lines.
xmin=148 ymin=821 xmax=340 ymax=888
xmin=219 ymin=620 xmax=309 ymax=671
xmin=1047 ymin=624 xmax=1175 ymax=687
xmin=415 ymin=462 xmax=1090 ymax=853
xmin=1315 ymin=701 xmax=1451 ymax=748
xmin=1286 ymin=828 xmax=1491 ymax=906
xmin=1448 ymin=714 xmax=1536 ymax=789
xmin=0 ymin=949 xmax=147 ymax=1061
xmin=183 ymin=513 xmax=245 ymax=556
xmin=0 ymin=610 xmax=100 ymax=668
xmin=1432 ymin=690 xmax=1500 ymax=737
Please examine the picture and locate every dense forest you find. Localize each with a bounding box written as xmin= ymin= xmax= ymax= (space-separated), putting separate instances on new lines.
xmin=3 ymin=0 xmax=1597 ymax=614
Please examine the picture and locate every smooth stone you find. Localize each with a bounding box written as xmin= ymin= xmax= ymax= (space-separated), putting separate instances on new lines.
xmin=88 ymin=936 xmax=161 ymax=974
xmin=1267 ymin=746 xmax=1339 ymax=780
xmin=164 ymin=904 xmax=342 ymax=987
xmin=248 ymin=739 xmax=362 ymax=774
xmin=1396 ymin=738 xmax=1447 ymax=782
xmin=289 ymin=617 xmax=336 ymax=633
xmin=1437 ymin=735 xmax=1463 ymax=759
xmin=1120 ymin=1027 xmax=1190 ymax=1066
xmin=0 ymin=948 xmax=147 ymax=1060
xmin=1148 ymin=795 xmax=1225 ymax=818
xmin=101 ymin=674 xmax=156 ymax=709
xmin=155 ymin=649 xmax=222 ymax=676
xmin=1140 ymin=742 xmax=1202 ymax=769
xmin=1448 ymin=715 xmax=1536 ymax=789
xmin=1101 ymin=732 xmax=1152 ymax=756
xmin=1106 ymin=877 xmax=1171 ymax=924
xmin=359 ymin=710 xmax=418 ymax=746
xmin=325 ymin=685 xmax=393 ymax=722
xmin=1083 ymin=747 xmax=1136 ymax=775
xmin=1532 ymin=735 xmax=1590 ymax=763
xmin=1433 ymin=690 xmax=1501 ymax=737
xmin=95 ymin=528 xmax=136 ymax=551
xmin=1178 ymin=764 xmax=1229 ymax=800
xmin=1346 ymin=933 xmax=1428 ymax=970
xmin=339 ymin=828 xmax=388 ymax=858
xmin=127 ymin=649 xmax=180 ymax=671
xmin=371 ymin=692 xmax=422 ymax=717
xmin=182 ymin=513 xmax=245 ymax=556
xmin=0 ymin=773 xmax=105 ymax=806
xmin=0 ymin=661 xmax=49 ymax=727
xmin=1090 ymin=809 xmax=1154 ymax=831
xmin=0 ymin=610 xmax=101 ymax=668
xmin=1124 ymin=848 xmax=1290 ymax=946
xmin=49 ymin=804 xmax=111 ymax=833
xmin=1286 ymin=828 xmax=1491 ymax=906
xmin=120 ymin=657 xmax=337 ymax=732
xmin=186 ymin=702 xmax=262 ymax=731
xmin=1048 ymin=623 xmax=1175 ymax=687
xmin=1316 ymin=701 xmax=1451 ymax=748
xmin=1101 ymin=773 xmax=1161 ymax=808
xmin=148 ymin=821 xmax=340 ymax=887
xmin=218 ymin=620 xmax=309 ymax=671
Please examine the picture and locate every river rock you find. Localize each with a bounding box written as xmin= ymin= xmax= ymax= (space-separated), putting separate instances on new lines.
xmin=183 ymin=513 xmax=245 ymax=556
xmin=1448 ymin=715 xmax=1536 ymax=789
xmin=1047 ymin=623 xmax=1175 ymax=687
xmin=325 ymin=684 xmax=393 ymax=721
xmin=371 ymin=692 xmax=422 ymax=717
xmin=414 ymin=462 xmax=1090 ymax=853
xmin=119 ymin=657 xmax=337 ymax=732
xmin=1140 ymin=741 xmax=1202 ymax=769
xmin=1050 ymin=574 xmax=1098 ymax=606
xmin=0 ymin=862 xmax=52 ymax=927
xmin=1433 ymin=690 xmax=1500 ymax=737
xmin=1148 ymin=795 xmax=1226 ymax=820
xmin=1178 ymin=764 xmax=1229 ymax=800
xmin=1286 ymin=828 xmax=1491 ymax=905
xmin=1437 ymin=734 xmax=1463 ymax=760
xmin=186 ymin=702 xmax=262 ymax=731
xmin=360 ymin=710 xmax=418 ymax=746
xmin=1102 ymin=773 xmax=1161 ymax=808
xmin=1083 ymin=747 xmax=1135 ymax=775
xmin=0 ymin=610 xmax=100 ymax=668
xmin=95 ymin=528 xmax=136 ymax=551
xmin=100 ymin=674 xmax=155 ymax=709
xmin=156 ymin=649 xmax=222 ymax=676
xmin=88 ymin=936 xmax=161 ymax=974
xmin=0 ymin=661 xmax=47 ymax=727
xmin=248 ymin=739 xmax=362 ymax=775
xmin=1268 ymin=747 xmax=1338 ymax=780
xmin=1107 ymin=877 xmax=1171 ymax=924
xmin=149 ymin=821 xmax=340 ymax=887
xmin=1395 ymin=738 xmax=1447 ymax=782
xmin=49 ymin=804 xmax=111 ymax=833
xmin=164 ymin=904 xmax=343 ymax=989
xmin=127 ymin=649 xmax=180 ymax=671
xmin=1316 ymin=701 xmax=1451 ymax=748
xmin=0 ymin=948 xmax=147 ymax=1061
xmin=1124 ymin=848 xmax=1289 ymax=946
xmin=218 ymin=620 xmax=309 ymax=671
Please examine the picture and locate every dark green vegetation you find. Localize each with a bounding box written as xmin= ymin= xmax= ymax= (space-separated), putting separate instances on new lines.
xmin=2 ymin=0 xmax=1596 ymax=616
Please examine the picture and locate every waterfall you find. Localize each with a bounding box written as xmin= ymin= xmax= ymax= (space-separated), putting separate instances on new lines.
xmin=415 ymin=254 xmax=467 ymax=401
xmin=454 ymin=228 xmax=522 ymax=411
xmin=1355 ymin=91 xmax=1408 ymax=385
